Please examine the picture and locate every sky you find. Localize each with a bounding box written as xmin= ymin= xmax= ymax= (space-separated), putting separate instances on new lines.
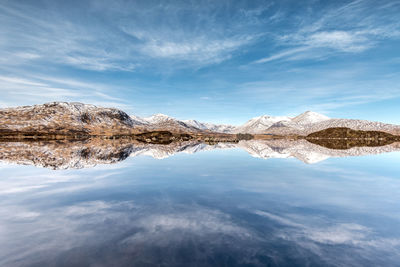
xmin=0 ymin=0 xmax=400 ymax=125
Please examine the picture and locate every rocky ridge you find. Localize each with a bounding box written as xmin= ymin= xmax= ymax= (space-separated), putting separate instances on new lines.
xmin=0 ymin=102 xmax=139 ymax=137
xmin=131 ymin=110 xmax=400 ymax=136
xmin=1 ymin=102 xmax=400 ymax=138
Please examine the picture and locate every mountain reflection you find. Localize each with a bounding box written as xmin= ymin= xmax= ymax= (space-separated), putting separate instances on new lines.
xmin=1 ymin=138 xmax=400 ymax=169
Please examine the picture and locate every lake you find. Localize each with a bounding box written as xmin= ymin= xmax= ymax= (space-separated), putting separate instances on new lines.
xmin=1 ymin=140 xmax=400 ymax=266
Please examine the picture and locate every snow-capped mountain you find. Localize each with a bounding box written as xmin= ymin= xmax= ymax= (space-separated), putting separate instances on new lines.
xmin=183 ymin=120 xmax=236 ymax=133
xmin=233 ymin=115 xmax=291 ymax=134
xmin=0 ymin=102 xmax=140 ymax=135
xmin=140 ymin=114 xmax=200 ymax=133
xmin=233 ymin=111 xmax=400 ymax=135
xmin=234 ymin=111 xmax=331 ymax=134
xmin=2 ymin=102 xmax=400 ymax=136
xmin=136 ymin=110 xmax=400 ymax=136
xmin=127 ymin=114 xmax=235 ymax=133
xmin=265 ymin=118 xmax=400 ymax=136
xmin=130 ymin=114 xmax=149 ymax=125
xmin=143 ymin=113 xmax=172 ymax=124
xmin=291 ymin=111 xmax=330 ymax=125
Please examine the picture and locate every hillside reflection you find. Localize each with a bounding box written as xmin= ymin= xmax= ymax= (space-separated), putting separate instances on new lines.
xmin=1 ymin=138 xmax=400 ymax=169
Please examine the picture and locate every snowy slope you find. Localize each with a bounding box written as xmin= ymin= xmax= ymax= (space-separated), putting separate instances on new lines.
xmin=234 ymin=115 xmax=291 ymax=134
xmin=233 ymin=111 xmax=331 ymax=134
xmin=143 ymin=113 xmax=172 ymax=124
xmin=265 ymin=118 xmax=400 ymax=135
xmin=141 ymin=114 xmax=200 ymax=132
xmin=291 ymin=111 xmax=330 ymax=125
xmin=127 ymin=114 xmax=235 ymax=133
xmin=0 ymin=102 xmax=139 ymax=135
xmin=233 ymin=112 xmax=327 ymax=134
xmin=136 ymin=110 xmax=400 ymax=135
xmin=232 ymin=111 xmax=400 ymax=135
xmin=183 ymin=120 xmax=236 ymax=133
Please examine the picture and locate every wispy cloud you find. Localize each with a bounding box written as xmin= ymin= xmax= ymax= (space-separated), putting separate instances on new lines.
xmin=254 ymin=47 xmax=309 ymax=63
xmin=230 ymin=73 xmax=400 ymax=117
xmin=0 ymin=0 xmax=266 ymax=72
xmin=0 ymin=74 xmax=130 ymax=110
xmin=305 ymin=31 xmax=370 ymax=52
xmin=137 ymin=36 xmax=255 ymax=65
xmin=254 ymin=0 xmax=400 ymax=63
xmin=254 ymin=210 xmax=400 ymax=264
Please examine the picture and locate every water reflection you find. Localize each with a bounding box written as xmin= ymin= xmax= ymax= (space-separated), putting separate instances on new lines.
xmin=1 ymin=141 xmax=400 ymax=266
xmin=1 ymin=139 xmax=400 ymax=169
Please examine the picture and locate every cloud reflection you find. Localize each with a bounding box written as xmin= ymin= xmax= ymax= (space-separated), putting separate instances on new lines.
xmin=1 ymin=146 xmax=400 ymax=266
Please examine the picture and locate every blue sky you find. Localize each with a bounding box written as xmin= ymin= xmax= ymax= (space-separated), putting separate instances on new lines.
xmin=0 ymin=0 xmax=399 ymax=125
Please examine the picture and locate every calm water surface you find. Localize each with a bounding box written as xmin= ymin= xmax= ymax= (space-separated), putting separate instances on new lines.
xmin=1 ymin=147 xmax=400 ymax=266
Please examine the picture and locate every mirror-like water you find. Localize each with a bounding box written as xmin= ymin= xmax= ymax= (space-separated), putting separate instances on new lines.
xmin=1 ymin=141 xmax=400 ymax=266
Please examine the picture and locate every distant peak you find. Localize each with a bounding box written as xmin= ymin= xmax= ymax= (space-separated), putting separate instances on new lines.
xmin=144 ymin=113 xmax=175 ymax=123
xmin=292 ymin=111 xmax=330 ymax=124
xmin=44 ymin=101 xmax=86 ymax=106
xmin=257 ymin=115 xmax=291 ymax=122
xmin=302 ymin=110 xmax=323 ymax=115
xmin=42 ymin=102 xmax=98 ymax=110
xmin=151 ymin=113 xmax=170 ymax=118
xmin=297 ymin=110 xmax=329 ymax=118
xmin=145 ymin=113 xmax=172 ymax=119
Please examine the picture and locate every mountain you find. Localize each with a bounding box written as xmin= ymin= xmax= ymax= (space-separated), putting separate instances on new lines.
xmin=126 ymin=114 xmax=235 ymax=133
xmin=2 ymin=102 xmax=400 ymax=137
xmin=234 ymin=111 xmax=329 ymax=134
xmin=141 ymin=114 xmax=201 ymax=133
xmin=183 ymin=120 xmax=236 ymax=133
xmin=233 ymin=115 xmax=291 ymax=134
xmin=143 ymin=113 xmax=172 ymax=124
xmin=266 ymin=118 xmax=400 ymax=136
xmin=137 ymin=110 xmax=400 ymax=136
xmin=0 ymin=102 xmax=140 ymax=136
xmin=291 ymin=111 xmax=330 ymax=125
xmin=234 ymin=111 xmax=400 ymax=135
xmin=0 ymin=103 xmax=227 ymax=136
xmin=130 ymin=114 xmax=149 ymax=125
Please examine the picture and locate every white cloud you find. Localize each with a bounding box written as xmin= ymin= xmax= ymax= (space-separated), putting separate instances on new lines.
xmin=139 ymin=37 xmax=252 ymax=64
xmin=254 ymin=47 xmax=309 ymax=63
xmin=0 ymin=76 xmax=47 ymax=87
xmin=306 ymin=31 xmax=369 ymax=52
xmin=255 ymin=29 xmax=372 ymax=64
